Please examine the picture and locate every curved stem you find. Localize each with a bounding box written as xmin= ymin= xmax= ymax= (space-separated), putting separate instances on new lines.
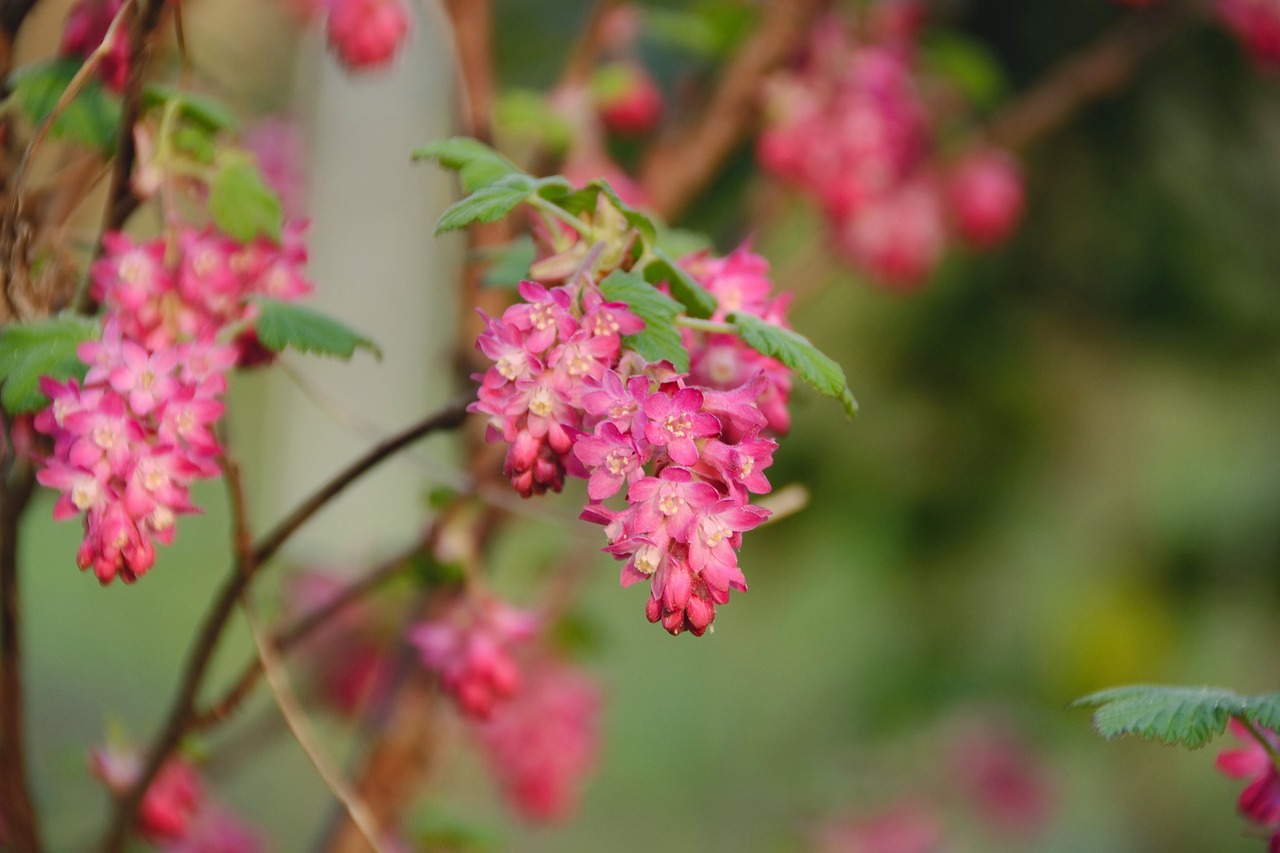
xmin=96 ymin=399 xmax=470 ymax=853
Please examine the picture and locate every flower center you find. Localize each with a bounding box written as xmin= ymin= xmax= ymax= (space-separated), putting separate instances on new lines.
xmin=93 ymin=423 xmax=118 ymax=450
xmin=663 ymin=412 xmax=692 ymax=438
xmin=605 ymin=449 xmax=630 ymax=475
xmin=528 ymin=386 xmax=554 ymax=418
xmin=634 ymin=544 xmax=662 ymax=575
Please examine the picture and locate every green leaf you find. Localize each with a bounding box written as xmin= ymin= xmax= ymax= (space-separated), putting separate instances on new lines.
xmin=254 ymin=299 xmax=381 ymax=360
xmin=477 ymin=236 xmax=536 ymax=288
xmin=0 ymin=314 xmax=98 ymax=414
xmin=599 ymin=269 xmax=688 ymax=371
xmin=555 ymin=179 xmax=656 ymax=245
xmin=644 ymin=248 xmax=717 ymax=319
xmin=142 ymin=84 xmax=238 ymax=132
xmin=10 ymin=59 xmax=120 ymax=153
xmin=919 ymin=31 xmax=1009 ymax=110
xmin=1072 ymin=685 xmax=1244 ymax=749
xmin=728 ymin=312 xmax=857 ymax=417
xmin=495 ymin=89 xmax=572 ymax=151
xmin=1073 ymin=685 xmax=1280 ymax=749
xmin=434 ymin=174 xmax=535 ymax=234
xmin=412 ymin=136 xmax=521 ymax=192
xmin=209 ymin=158 xmax=283 ymax=243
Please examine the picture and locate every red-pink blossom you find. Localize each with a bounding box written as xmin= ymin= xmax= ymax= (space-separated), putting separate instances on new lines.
xmin=1218 ymin=719 xmax=1280 ymax=833
xmin=91 ymin=747 xmax=204 ymax=843
xmin=1217 ymin=0 xmax=1280 ymax=65
xmin=592 ymin=61 xmax=664 ymax=135
xmin=948 ymin=149 xmax=1025 ymax=250
xmin=325 ymin=0 xmax=411 ymax=71
xmin=60 ymin=0 xmax=131 ymax=91
xmin=475 ymin=663 xmax=600 ymax=823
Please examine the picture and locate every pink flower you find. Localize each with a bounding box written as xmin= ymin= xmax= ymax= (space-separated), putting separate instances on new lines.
xmin=326 ymin=0 xmax=411 ymax=71
xmin=642 ymin=386 xmax=720 ymax=466
xmin=592 ymin=61 xmax=664 ymax=136
xmin=60 ymin=0 xmax=131 ymax=91
xmin=812 ymin=803 xmax=943 ymax=853
xmin=836 ymin=180 xmax=947 ymax=289
xmin=573 ymin=421 xmax=646 ymax=500
xmin=1217 ymin=0 xmax=1280 ymax=65
xmin=1218 ymin=719 xmax=1280 ymax=828
xmin=947 ymin=721 xmax=1055 ymax=837
xmin=410 ymin=598 xmax=539 ymax=719
xmin=475 ymin=663 xmax=600 ymax=823
xmin=91 ymin=747 xmax=204 ymax=843
xmin=948 ymin=149 xmax=1025 ymax=250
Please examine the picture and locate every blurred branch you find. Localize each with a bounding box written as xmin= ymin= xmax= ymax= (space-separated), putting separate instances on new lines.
xmin=439 ymin=0 xmax=496 ymax=144
xmin=639 ymin=0 xmax=828 ymax=221
xmin=192 ymin=542 xmax=423 ymax=730
xmin=559 ymin=0 xmax=622 ymax=89
xmin=97 ymin=400 xmax=470 ymax=853
xmin=0 ymin=455 xmax=40 ymax=853
xmin=985 ymin=3 xmax=1196 ymax=151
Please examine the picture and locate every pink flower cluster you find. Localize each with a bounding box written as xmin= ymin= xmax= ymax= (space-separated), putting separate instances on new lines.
xmin=469 ymin=278 xmax=644 ymax=498
xmin=471 ymin=246 xmax=789 ymax=635
xmin=1217 ymin=719 xmax=1280 ymax=850
xmin=60 ymin=0 xmax=139 ymax=92
xmin=34 ymin=223 xmax=315 ymax=583
xmin=409 ymin=597 xmax=538 ymax=719
xmin=1217 ymin=0 xmax=1280 ymax=66
xmin=91 ymin=745 xmax=263 ymax=851
xmin=475 ymin=663 xmax=601 ymax=823
xmin=758 ymin=15 xmax=1024 ymax=289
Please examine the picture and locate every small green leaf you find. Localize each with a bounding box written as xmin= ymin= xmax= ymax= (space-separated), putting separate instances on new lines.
xmin=495 ymin=89 xmax=573 ymax=151
xmin=172 ymin=125 xmax=217 ymax=165
xmin=142 ymin=84 xmax=238 ymax=132
xmin=434 ymin=175 xmax=535 ymax=234
xmin=413 ymin=136 xmax=521 ymax=192
xmin=0 ymin=314 xmax=98 ymax=414
xmin=1072 ymin=685 xmax=1245 ymax=749
xmin=555 ymin=179 xmax=656 ymax=245
xmin=209 ymin=158 xmax=283 ymax=243
xmin=477 ymin=236 xmax=536 ymax=288
xmin=600 ymin=269 xmax=688 ymax=371
xmin=10 ymin=59 xmax=120 ymax=153
xmin=919 ymin=31 xmax=1010 ymax=110
xmin=728 ymin=312 xmax=857 ymax=417
xmin=644 ymin=248 xmax=717 ymax=319
xmin=254 ymin=299 xmax=381 ymax=360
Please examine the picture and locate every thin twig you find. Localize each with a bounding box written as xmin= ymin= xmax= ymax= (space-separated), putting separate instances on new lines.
xmin=251 ymin=398 xmax=470 ymax=568
xmin=0 ymin=461 xmax=41 ymax=853
xmin=638 ymin=0 xmax=828 ymax=221
xmin=192 ymin=542 xmax=423 ymax=730
xmin=96 ymin=400 xmax=470 ymax=853
xmin=985 ymin=1 xmax=1195 ymax=151
xmin=4 ymin=0 xmax=135 ymax=230
xmin=218 ymin=445 xmax=387 ymax=853
xmin=242 ymin=598 xmax=388 ymax=851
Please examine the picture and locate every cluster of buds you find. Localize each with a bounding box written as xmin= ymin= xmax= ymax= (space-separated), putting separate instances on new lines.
xmin=758 ymin=13 xmax=1024 ymax=289
xmin=34 ymin=222 xmax=315 ymax=583
xmin=1216 ymin=720 xmax=1280 ymax=850
xmin=91 ymin=745 xmax=263 ymax=851
xmin=409 ymin=597 xmax=539 ymax=718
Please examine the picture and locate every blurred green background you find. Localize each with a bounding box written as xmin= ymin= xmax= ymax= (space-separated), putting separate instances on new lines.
xmin=14 ymin=0 xmax=1280 ymax=850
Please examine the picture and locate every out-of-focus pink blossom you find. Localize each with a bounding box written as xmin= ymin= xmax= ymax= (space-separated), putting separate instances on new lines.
xmin=326 ymin=0 xmax=411 ymax=71
xmin=476 ymin=663 xmax=600 ymax=823
xmin=812 ymin=803 xmax=943 ymax=853
xmin=1217 ymin=0 xmax=1280 ymax=65
xmin=1218 ymin=718 xmax=1280 ymax=841
xmin=91 ymin=747 xmax=204 ymax=844
xmin=946 ymin=722 xmax=1055 ymax=837
xmin=245 ymin=117 xmax=308 ymax=219
xmin=948 ymin=149 xmax=1025 ymax=250
xmin=60 ymin=0 xmax=131 ymax=91
xmin=592 ymin=61 xmax=664 ymax=135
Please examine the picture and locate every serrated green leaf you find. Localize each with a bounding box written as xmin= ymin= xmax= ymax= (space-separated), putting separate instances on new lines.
xmin=254 ymin=299 xmax=380 ymax=360
xmin=600 ymin=269 xmax=688 ymax=371
xmin=434 ymin=175 xmax=535 ymax=234
xmin=10 ymin=58 xmax=120 ymax=153
xmin=1071 ymin=685 xmax=1246 ymax=749
xmin=477 ymin=236 xmax=536 ymax=288
xmin=0 ymin=315 xmax=98 ymax=414
xmin=554 ymin=180 xmax=656 ymax=245
xmin=728 ymin=312 xmax=857 ymax=417
xmin=644 ymin=249 xmax=717 ymax=319
xmin=141 ymin=84 xmax=238 ymax=132
xmin=209 ymin=158 xmax=283 ymax=243
xmin=1241 ymin=694 xmax=1280 ymax=731
xmin=412 ymin=136 xmax=522 ymax=192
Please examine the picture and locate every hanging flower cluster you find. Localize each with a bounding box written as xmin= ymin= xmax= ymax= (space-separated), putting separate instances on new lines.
xmin=469 ymin=242 xmax=790 ymax=636
xmin=758 ymin=12 xmax=1025 ymax=289
xmin=91 ymin=744 xmax=264 ymax=852
xmin=282 ymin=0 xmax=412 ymax=71
xmin=34 ymin=223 xmax=316 ymax=583
xmin=1216 ymin=720 xmax=1280 ymax=850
